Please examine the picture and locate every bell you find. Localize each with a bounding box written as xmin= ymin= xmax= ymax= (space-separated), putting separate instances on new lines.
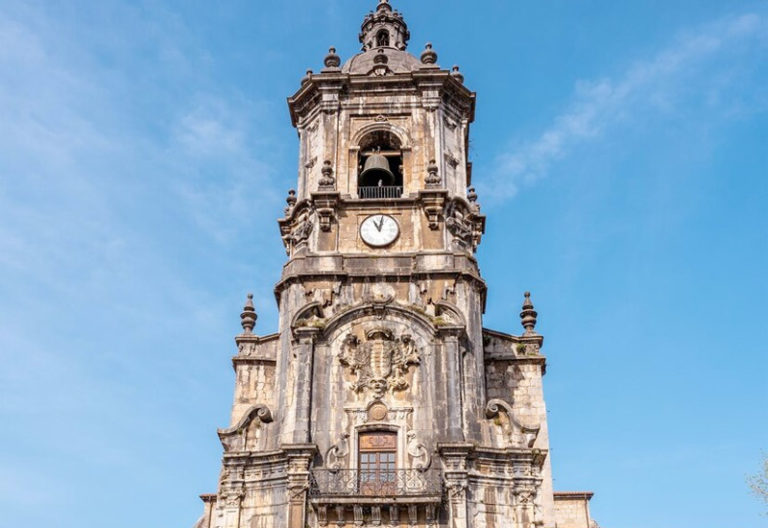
xmin=360 ymin=153 xmax=395 ymax=186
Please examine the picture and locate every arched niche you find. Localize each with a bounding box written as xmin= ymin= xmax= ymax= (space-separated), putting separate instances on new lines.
xmin=350 ymin=123 xmax=412 ymax=198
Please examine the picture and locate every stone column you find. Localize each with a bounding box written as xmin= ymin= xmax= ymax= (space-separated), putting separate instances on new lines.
xmin=438 ymin=443 xmax=473 ymax=528
xmin=438 ymin=328 xmax=464 ymax=441
xmin=284 ymin=444 xmax=317 ymax=528
xmin=290 ymin=327 xmax=319 ymax=443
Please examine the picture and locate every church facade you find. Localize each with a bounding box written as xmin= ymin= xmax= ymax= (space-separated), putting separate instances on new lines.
xmin=194 ymin=2 xmax=597 ymax=527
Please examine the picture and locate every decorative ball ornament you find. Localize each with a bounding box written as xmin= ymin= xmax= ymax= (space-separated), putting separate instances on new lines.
xmin=420 ymin=43 xmax=438 ymax=65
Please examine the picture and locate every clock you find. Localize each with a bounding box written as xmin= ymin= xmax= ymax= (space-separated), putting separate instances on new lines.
xmin=360 ymin=214 xmax=400 ymax=247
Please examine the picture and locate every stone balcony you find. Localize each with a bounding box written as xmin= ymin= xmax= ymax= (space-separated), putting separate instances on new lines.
xmin=309 ymin=469 xmax=442 ymax=525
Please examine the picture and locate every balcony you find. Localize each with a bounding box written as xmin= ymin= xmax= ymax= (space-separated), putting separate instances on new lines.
xmin=310 ymin=468 xmax=442 ymax=502
xmin=358 ymin=186 xmax=403 ymax=199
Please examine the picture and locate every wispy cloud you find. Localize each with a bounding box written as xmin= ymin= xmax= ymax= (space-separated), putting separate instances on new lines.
xmin=484 ymin=12 xmax=768 ymax=200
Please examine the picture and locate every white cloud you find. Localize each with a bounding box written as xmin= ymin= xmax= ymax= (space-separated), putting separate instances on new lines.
xmin=485 ymin=12 xmax=768 ymax=200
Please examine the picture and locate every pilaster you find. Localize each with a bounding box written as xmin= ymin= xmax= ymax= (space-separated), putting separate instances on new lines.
xmin=438 ymin=442 xmax=473 ymax=528
xmin=284 ymin=444 xmax=318 ymax=528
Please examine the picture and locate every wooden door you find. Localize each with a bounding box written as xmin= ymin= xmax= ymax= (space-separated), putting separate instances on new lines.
xmin=358 ymin=431 xmax=397 ymax=495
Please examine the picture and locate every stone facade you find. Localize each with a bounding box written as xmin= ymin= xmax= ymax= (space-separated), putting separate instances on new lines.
xmin=193 ymin=2 xmax=597 ymax=527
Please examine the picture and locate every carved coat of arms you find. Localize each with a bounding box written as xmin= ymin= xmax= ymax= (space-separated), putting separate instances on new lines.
xmin=338 ymin=328 xmax=420 ymax=399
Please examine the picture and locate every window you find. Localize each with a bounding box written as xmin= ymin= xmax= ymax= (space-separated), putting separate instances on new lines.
xmin=376 ymin=30 xmax=390 ymax=47
xmin=358 ymin=431 xmax=397 ymax=495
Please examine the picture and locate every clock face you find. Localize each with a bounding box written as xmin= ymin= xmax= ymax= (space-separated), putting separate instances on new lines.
xmin=360 ymin=214 xmax=400 ymax=247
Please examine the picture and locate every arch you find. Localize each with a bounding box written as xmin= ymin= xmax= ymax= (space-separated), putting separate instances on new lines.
xmin=432 ymin=300 xmax=467 ymax=328
xmin=376 ymin=29 xmax=390 ymax=47
xmin=321 ymin=302 xmax=437 ymax=341
xmin=291 ymin=301 xmax=325 ymax=331
xmin=352 ymin=122 xmax=412 ymax=150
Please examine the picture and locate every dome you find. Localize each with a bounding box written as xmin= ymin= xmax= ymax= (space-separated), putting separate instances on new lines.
xmin=342 ymin=47 xmax=422 ymax=75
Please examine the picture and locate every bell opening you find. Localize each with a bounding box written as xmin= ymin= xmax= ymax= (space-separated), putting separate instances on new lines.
xmin=357 ymin=131 xmax=404 ymax=199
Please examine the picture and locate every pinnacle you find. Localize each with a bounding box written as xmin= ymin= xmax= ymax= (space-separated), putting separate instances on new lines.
xmin=241 ymin=293 xmax=257 ymax=334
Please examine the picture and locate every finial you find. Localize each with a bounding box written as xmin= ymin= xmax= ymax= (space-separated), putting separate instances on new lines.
xmin=451 ymin=65 xmax=464 ymax=84
xmin=520 ymin=291 xmax=538 ymax=335
xmin=467 ymin=186 xmax=479 ymax=208
xmin=425 ymin=159 xmax=440 ymax=187
xmin=319 ymin=160 xmax=335 ymax=189
xmin=377 ymin=0 xmax=391 ymax=11
xmin=323 ymin=47 xmax=341 ymax=69
xmin=284 ymin=189 xmax=297 ymax=215
xmin=301 ymin=69 xmax=313 ymax=85
xmin=420 ymin=43 xmax=438 ymax=66
xmin=241 ymin=293 xmax=257 ymax=334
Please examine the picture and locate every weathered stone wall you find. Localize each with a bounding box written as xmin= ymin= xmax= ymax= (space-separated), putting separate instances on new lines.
xmin=553 ymin=493 xmax=594 ymax=528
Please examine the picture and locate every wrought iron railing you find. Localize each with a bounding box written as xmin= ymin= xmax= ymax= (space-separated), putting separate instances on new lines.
xmin=358 ymin=186 xmax=403 ymax=199
xmin=309 ymin=469 xmax=442 ymax=498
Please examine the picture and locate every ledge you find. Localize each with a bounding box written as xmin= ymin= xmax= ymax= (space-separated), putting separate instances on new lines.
xmin=554 ymin=491 xmax=594 ymax=501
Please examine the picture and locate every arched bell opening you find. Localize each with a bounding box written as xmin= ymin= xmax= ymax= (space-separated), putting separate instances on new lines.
xmin=376 ymin=29 xmax=390 ymax=48
xmin=357 ymin=130 xmax=404 ymax=199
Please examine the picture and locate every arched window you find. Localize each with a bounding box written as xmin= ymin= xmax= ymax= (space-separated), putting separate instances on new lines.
xmin=358 ymin=130 xmax=404 ymax=199
xmin=376 ymin=30 xmax=390 ymax=48
xmin=358 ymin=431 xmax=397 ymax=495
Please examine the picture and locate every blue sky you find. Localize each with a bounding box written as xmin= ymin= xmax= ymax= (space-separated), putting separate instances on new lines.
xmin=0 ymin=1 xmax=766 ymax=527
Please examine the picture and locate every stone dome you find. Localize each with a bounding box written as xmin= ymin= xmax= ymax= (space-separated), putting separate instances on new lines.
xmin=341 ymin=47 xmax=422 ymax=75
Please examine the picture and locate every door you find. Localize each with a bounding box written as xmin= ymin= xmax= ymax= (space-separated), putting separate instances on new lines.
xmin=358 ymin=431 xmax=397 ymax=495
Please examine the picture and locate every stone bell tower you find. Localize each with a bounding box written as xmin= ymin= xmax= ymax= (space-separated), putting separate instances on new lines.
xmin=194 ymin=2 xmax=597 ymax=528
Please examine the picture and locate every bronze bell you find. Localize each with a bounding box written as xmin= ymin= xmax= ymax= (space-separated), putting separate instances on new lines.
xmin=360 ymin=153 xmax=395 ymax=186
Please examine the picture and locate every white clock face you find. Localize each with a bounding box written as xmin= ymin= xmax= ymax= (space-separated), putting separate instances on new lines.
xmin=360 ymin=214 xmax=400 ymax=247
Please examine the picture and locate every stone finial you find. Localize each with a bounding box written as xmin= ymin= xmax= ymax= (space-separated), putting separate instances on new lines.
xmin=301 ymin=69 xmax=312 ymax=85
xmin=323 ymin=47 xmax=341 ymax=69
xmin=520 ymin=291 xmax=538 ymax=335
xmin=241 ymin=293 xmax=257 ymax=334
xmin=319 ymin=160 xmax=335 ymax=189
xmin=451 ymin=65 xmax=464 ymax=84
xmin=425 ymin=159 xmax=440 ymax=187
xmin=420 ymin=43 xmax=438 ymax=65
xmin=284 ymin=189 xmax=297 ymax=215
xmin=467 ymin=186 xmax=480 ymax=211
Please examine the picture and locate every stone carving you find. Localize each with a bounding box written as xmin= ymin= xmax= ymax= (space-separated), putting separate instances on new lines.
xmin=293 ymin=302 xmax=325 ymax=330
xmin=284 ymin=189 xmax=297 ymax=216
xmin=237 ymin=341 xmax=256 ymax=357
xmin=367 ymin=402 xmax=388 ymax=421
xmin=485 ymin=399 xmax=540 ymax=448
xmin=319 ymin=160 xmax=335 ymax=189
xmin=326 ymin=433 xmax=350 ymax=471
xmin=444 ymin=150 xmax=460 ymax=168
xmin=406 ymin=431 xmax=431 ymax=471
xmin=338 ymin=329 xmax=420 ymax=400
xmin=290 ymin=209 xmax=313 ymax=246
xmin=217 ymin=405 xmax=274 ymax=452
xmin=279 ymin=203 xmax=315 ymax=255
xmin=425 ymin=159 xmax=440 ymax=187
xmin=445 ymin=199 xmax=484 ymax=251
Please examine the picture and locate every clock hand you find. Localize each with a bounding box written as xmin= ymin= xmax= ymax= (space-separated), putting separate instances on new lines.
xmin=375 ymin=216 xmax=384 ymax=232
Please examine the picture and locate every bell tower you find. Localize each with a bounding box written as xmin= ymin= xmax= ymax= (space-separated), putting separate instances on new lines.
xmin=194 ymin=2 xmax=596 ymax=528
